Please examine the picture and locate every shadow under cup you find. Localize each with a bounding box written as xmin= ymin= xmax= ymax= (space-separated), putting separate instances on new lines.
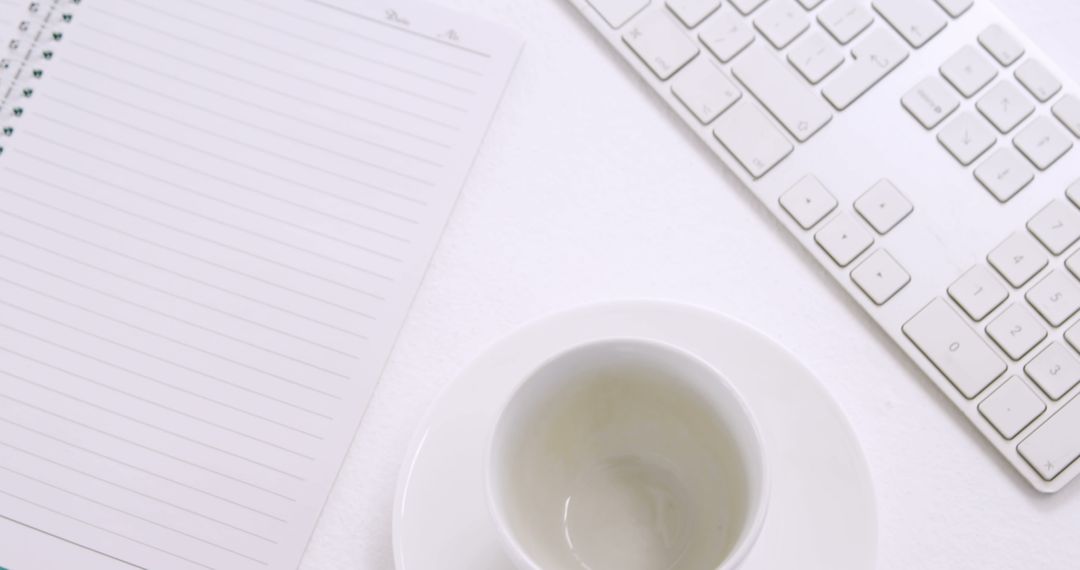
xmin=488 ymin=339 xmax=768 ymax=570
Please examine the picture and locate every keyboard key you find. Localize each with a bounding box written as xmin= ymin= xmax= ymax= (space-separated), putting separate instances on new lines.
xmin=1019 ymin=393 xmax=1080 ymax=480
xmin=1068 ymin=179 xmax=1080 ymax=211
xmin=823 ymin=29 xmax=909 ymax=110
xmin=934 ymin=0 xmax=973 ymax=18
xmin=1028 ymin=200 xmax=1080 ymax=255
xmin=937 ymin=112 xmax=996 ymax=166
xmin=797 ymin=0 xmax=824 ymax=9
xmin=699 ymin=10 xmax=756 ymax=63
xmin=851 ymin=249 xmax=910 ymax=304
xmin=987 ymin=303 xmax=1047 ymax=360
xmin=978 ymin=24 xmax=1024 ymax=67
xmin=667 ymin=0 xmax=721 ymax=27
xmin=988 ymin=232 xmax=1048 ymax=288
xmin=949 ymin=265 xmax=1009 ymax=321
xmin=730 ymin=0 xmax=767 ymax=15
xmin=1065 ymin=321 xmax=1080 ymax=358
xmin=1052 ymin=94 xmax=1080 ymax=138
xmin=818 ymin=0 xmax=874 ymax=45
xmin=940 ymin=45 xmax=998 ymax=98
xmin=979 ymin=377 xmax=1045 ymax=440
xmin=1015 ymin=60 xmax=1062 ymax=103
xmin=1026 ymin=271 xmax=1080 ymax=327
xmin=872 ymin=0 xmax=947 ymax=49
xmin=974 ymin=147 xmax=1034 ymax=202
xmin=713 ymin=101 xmax=793 ymax=178
xmin=976 ymin=81 xmax=1034 ymax=133
xmin=788 ymin=31 xmax=845 ymax=84
xmin=623 ymin=12 xmax=700 ymax=80
xmin=1026 ymin=343 xmax=1080 ymax=401
xmin=904 ymin=298 xmax=1007 ymax=399
xmin=854 ymin=179 xmax=912 ymax=234
xmin=672 ymin=57 xmax=742 ymax=124
xmin=755 ymin=0 xmax=810 ymax=49
xmin=779 ymin=175 xmax=837 ymax=229
xmin=815 ymin=212 xmax=874 ymax=267
xmin=1015 ymin=117 xmax=1073 ymax=171
xmin=587 ymin=0 xmax=650 ymax=28
xmin=902 ymin=76 xmax=960 ymax=129
xmin=732 ymin=45 xmax=833 ymax=142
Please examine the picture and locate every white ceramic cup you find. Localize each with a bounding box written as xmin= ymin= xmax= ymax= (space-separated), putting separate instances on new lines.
xmin=486 ymin=338 xmax=769 ymax=570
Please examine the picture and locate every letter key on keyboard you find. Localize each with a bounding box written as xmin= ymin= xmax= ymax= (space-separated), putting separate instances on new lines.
xmin=623 ymin=11 xmax=700 ymax=80
xmin=904 ymin=298 xmax=1007 ymax=399
xmin=732 ymin=45 xmax=832 ymax=141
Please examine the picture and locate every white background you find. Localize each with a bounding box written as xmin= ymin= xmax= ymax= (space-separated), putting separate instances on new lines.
xmin=301 ymin=1 xmax=1080 ymax=568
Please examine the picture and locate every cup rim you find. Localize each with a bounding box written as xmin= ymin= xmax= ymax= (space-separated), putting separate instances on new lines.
xmin=483 ymin=336 xmax=771 ymax=570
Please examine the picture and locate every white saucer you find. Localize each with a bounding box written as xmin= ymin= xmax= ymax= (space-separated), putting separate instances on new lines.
xmin=392 ymin=301 xmax=877 ymax=569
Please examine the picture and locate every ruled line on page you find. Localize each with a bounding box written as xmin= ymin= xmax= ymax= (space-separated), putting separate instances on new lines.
xmin=0 ymin=295 xmax=345 ymax=401
xmin=54 ymin=65 xmax=444 ymax=169
xmin=68 ymin=38 xmax=454 ymax=150
xmin=238 ymin=0 xmax=485 ymax=76
xmin=0 ymin=342 xmax=325 ymax=452
xmin=0 ymin=394 xmax=298 ymax=502
xmin=0 ymin=465 xmax=273 ymax=564
xmin=4 ymin=165 xmax=398 ymax=287
xmin=0 ymin=243 xmax=362 ymax=361
xmin=84 ymin=12 xmax=462 ymax=130
xmin=43 ymin=83 xmax=438 ymax=191
xmin=0 ymin=513 xmax=147 ymax=570
xmin=0 ymin=440 xmax=281 ymax=542
xmin=0 ymin=215 xmax=376 ymax=337
xmin=0 ymin=251 xmax=355 ymax=373
xmin=180 ymin=0 xmax=482 ymax=85
xmin=0 ymin=491 xmax=217 ymax=570
xmin=305 ymin=0 xmax=493 ymax=58
xmin=131 ymin=0 xmax=477 ymax=99
xmin=0 ymin=419 xmax=291 ymax=521
xmin=20 ymin=130 xmax=421 ymax=239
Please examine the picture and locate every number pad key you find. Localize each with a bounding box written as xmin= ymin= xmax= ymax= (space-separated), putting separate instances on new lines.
xmin=1014 ymin=117 xmax=1073 ymax=171
xmin=940 ymin=45 xmax=998 ymax=98
xmin=948 ymin=265 xmax=1009 ymax=321
xmin=988 ymin=232 xmax=1049 ymax=288
xmin=623 ymin=12 xmax=700 ymax=80
xmin=815 ymin=213 xmax=874 ymax=267
xmin=1025 ymin=342 xmax=1080 ymax=400
xmin=1026 ymin=271 xmax=1080 ymax=327
xmin=853 ymin=179 xmax=913 ymax=234
xmin=938 ymin=112 xmax=996 ymax=166
xmin=976 ymin=81 xmax=1034 ymax=134
xmin=1027 ymin=200 xmax=1080 ymax=255
xmin=1015 ymin=60 xmax=1062 ymax=103
xmin=987 ymin=303 xmax=1047 ymax=360
xmin=779 ymin=175 xmax=837 ymax=229
xmin=979 ymin=376 xmax=1045 ymax=440
xmin=974 ymin=147 xmax=1035 ymax=203
xmin=850 ymin=249 xmax=910 ymax=305
xmin=904 ymin=298 xmax=1007 ymax=399
xmin=978 ymin=24 xmax=1024 ymax=67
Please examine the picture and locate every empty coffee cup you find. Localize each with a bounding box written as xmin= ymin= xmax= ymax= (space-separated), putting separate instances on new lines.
xmin=486 ymin=338 xmax=769 ymax=570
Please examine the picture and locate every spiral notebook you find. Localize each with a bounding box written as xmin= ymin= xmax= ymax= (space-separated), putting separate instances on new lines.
xmin=0 ymin=0 xmax=520 ymax=568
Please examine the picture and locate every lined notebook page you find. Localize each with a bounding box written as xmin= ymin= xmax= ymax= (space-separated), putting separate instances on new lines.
xmin=0 ymin=0 xmax=520 ymax=568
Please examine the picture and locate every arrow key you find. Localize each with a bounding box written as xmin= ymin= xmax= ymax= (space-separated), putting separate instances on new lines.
xmin=939 ymin=111 xmax=996 ymax=165
xmin=851 ymin=249 xmax=910 ymax=304
xmin=815 ymin=212 xmax=874 ymax=267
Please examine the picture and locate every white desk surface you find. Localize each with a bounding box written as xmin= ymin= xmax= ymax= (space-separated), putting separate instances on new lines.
xmin=301 ymin=1 xmax=1080 ymax=568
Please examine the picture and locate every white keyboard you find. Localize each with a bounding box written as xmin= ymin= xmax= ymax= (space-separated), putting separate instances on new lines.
xmin=568 ymin=0 xmax=1080 ymax=493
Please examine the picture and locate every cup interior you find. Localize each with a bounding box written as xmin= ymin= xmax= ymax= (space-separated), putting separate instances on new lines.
xmin=487 ymin=339 xmax=767 ymax=570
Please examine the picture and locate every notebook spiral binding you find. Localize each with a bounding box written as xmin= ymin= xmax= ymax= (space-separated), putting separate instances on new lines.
xmin=0 ymin=0 xmax=79 ymax=157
